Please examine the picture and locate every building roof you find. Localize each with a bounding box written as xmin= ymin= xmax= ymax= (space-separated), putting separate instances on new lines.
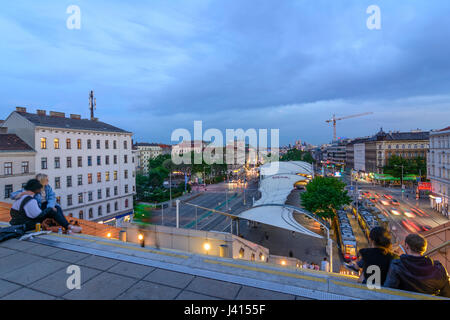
xmin=437 ymin=126 xmax=450 ymax=132
xmin=0 ymin=134 xmax=34 ymax=152
xmin=14 ymin=111 xmax=131 ymax=134
xmin=134 ymin=142 xmax=161 ymax=147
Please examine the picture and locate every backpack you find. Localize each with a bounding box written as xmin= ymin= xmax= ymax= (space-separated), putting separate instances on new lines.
xmin=0 ymin=224 xmax=27 ymax=243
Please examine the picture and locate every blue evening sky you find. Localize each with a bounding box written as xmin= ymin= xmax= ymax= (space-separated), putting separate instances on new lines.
xmin=1 ymin=0 xmax=449 ymax=145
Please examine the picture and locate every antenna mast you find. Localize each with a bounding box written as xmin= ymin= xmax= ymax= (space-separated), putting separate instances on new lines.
xmin=89 ymin=90 xmax=96 ymax=120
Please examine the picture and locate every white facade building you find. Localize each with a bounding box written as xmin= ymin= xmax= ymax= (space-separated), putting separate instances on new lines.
xmin=428 ymin=126 xmax=450 ymax=217
xmin=0 ymin=131 xmax=36 ymax=203
xmin=2 ymin=107 xmax=135 ymax=223
xmin=134 ymin=143 xmax=171 ymax=174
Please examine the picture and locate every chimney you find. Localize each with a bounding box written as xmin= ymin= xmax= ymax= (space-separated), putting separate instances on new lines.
xmin=0 ymin=127 xmax=7 ymax=134
xmin=70 ymin=114 xmax=81 ymax=120
xmin=92 ymin=117 xmax=98 ymax=122
xmin=36 ymin=110 xmax=46 ymax=116
xmin=49 ymin=111 xmax=65 ymax=118
xmin=15 ymin=106 xmax=27 ymax=113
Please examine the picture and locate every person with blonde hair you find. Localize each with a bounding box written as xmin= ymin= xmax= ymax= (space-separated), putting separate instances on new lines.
xmin=11 ymin=173 xmax=57 ymax=210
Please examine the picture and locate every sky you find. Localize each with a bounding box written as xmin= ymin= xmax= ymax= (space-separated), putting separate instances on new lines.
xmin=0 ymin=0 xmax=449 ymax=146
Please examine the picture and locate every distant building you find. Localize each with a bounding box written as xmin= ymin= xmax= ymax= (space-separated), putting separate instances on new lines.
xmin=428 ymin=126 xmax=450 ymax=217
xmin=0 ymin=129 xmax=36 ymax=203
xmin=134 ymin=142 xmax=172 ymax=174
xmin=1 ymin=107 xmax=135 ymax=223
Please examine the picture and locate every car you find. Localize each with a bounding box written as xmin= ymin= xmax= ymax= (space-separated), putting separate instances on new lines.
xmin=420 ymin=225 xmax=432 ymax=232
xmin=384 ymin=194 xmax=393 ymax=200
xmin=390 ymin=208 xmax=401 ymax=216
xmin=391 ymin=199 xmax=400 ymax=206
xmin=369 ymin=197 xmax=377 ymax=203
xmin=403 ymin=211 xmax=415 ymax=218
xmin=380 ymin=200 xmax=390 ymax=206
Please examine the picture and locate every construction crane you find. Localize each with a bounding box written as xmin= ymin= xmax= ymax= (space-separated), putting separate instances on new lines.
xmin=326 ymin=112 xmax=373 ymax=141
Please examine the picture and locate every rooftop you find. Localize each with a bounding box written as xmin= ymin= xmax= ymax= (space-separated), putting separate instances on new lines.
xmin=0 ymin=134 xmax=34 ymax=152
xmin=11 ymin=109 xmax=130 ymax=134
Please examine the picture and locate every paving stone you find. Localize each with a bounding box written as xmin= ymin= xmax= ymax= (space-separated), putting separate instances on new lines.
xmin=29 ymin=265 xmax=102 ymax=297
xmin=116 ymin=280 xmax=181 ymax=300
xmin=1 ymin=288 xmax=56 ymax=300
xmin=108 ymin=261 xmax=155 ymax=279
xmin=0 ymin=252 xmax=41 ymax=274
xmin=2 ymin=258 xmax=67 ymax=286
xmin=0 ymin=239 xmax=39 ymax=251
xmin=0 ymin=279 xmax=21 ymax=298
xmin=24 ymin=244 xmax=62 ymax=257
xmin=185 ymin=277 xmax=241 ymax=299
xmin=0 ymin=247 xmax=17 ymax=258
xmin=48 ymin=250 xmax=90 ymax=263
xmin=236 ymin=286 xmax=296 ymax=300
xmin=144 ymin=268 xmax=194 ymax=289
xmin=63 ymin=272 xmax=137 ymax=300
xmin=77 ymin=255 xmax=120 ymax=270
xmin=176 ymin=290 xmax=221 ymax=300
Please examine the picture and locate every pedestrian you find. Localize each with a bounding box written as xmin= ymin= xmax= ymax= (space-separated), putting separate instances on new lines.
xmin=384 ymin=234 xmax=450 ymax=297
xmin=321 ymin=257 xmax=330 ymax=272
xmin=314 ymin=264 xmax=320 ymax=271
xmin=347 ymin=226 xmax=399 ymax=285
xmin=302 ymin=262 xmax=309 ymax=269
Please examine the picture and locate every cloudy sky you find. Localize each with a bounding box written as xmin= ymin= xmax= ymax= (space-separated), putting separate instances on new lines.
xmin=1 ymin=0 xmax=449 ymax=146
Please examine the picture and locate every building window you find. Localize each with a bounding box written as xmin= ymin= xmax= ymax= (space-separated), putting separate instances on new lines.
xmin=113 ymin=155 xmax=117 ymax=164
xmin=66 ymin=138 xmax=71 ymax=149
xmin=88 ymin=156 xmax=92 ymax=166
xmin=77 ymin=174 xmax=83 ymax=186
xmin=56 ymin=196 xmax=61 ymax=205
xmin=4 ymin=185 xmax=13 ymax=199
xmin=79 ymin=210 xmax=83 ymax=220
xmin=97 ymin=189 xmax=102 ymax=199
xmin=87 ymin=139 xmax=92 ymax=149
xmin=67 ymin=176 xmax=72 ymax=188
xmin=98 ymin=206 xmax=102 ymax=216
xmin=113 ymin=140 xmax=117 ymax=149
xmin=41 ymin=158 xmax=47 ymax=170
xmin=54 ymin=138 xmax=60 ymax=149
xmin=78 ymin=193 xmax=83 ymax=204
xmin=125 ymin=199 xmax=129 ymax=208
xmin=105 ymin=140 xmax=109 ymax=149
xmin=125 ymin=184 xmax=128 ymax=193
xmin=4 ymin=162 xmax=13 ymax=175
xmin=124 ymin=141 xmax=128 ymax=149
xmin=40 ymin=138 xmax=47 ymax=149
xmin=96 ymin=140 xmax=101 ymax=149
xmin=105 ymin=171 xmax=110 ymax=182
xmin=97 ymin=172 xmax=102 ymax=183
xmin=77 ymin=156 xmax=82 ymax=167
xmin=88 ymin=173 xmax=93 ymax=184
xmin=124 ymin=155 xmax=128 ymax=163
xmin=106 ymin=187 xmax=110 ymax=197
xmin=105 ymin=155 xmax=109 ymax=165
xmin=89 ymin=208 xmax=93 ymax=219
xmin=114 ymin=201 xmax=118 ymax=211
xmin=55 ymin=177 xmax=61 ymax=189
xmin=67 ymin=195 xmax=73 ymax=206
xmin=124 ymin=170 xmax=128 ymax=179
xmin=97 ymin=156 xmax=101 ymax=166
xmin=67 ymin=157 xmax=72 ymax=168
xmin=54 ymin=157 xmax=60 ymax=169
xmin=107 ymin=203 xmax=110 ymax=213
xmin=21 ymin=161 xmax=29 ymax=174
xmin=114 ymin=186 xmax=118 ymax=196
xmin=114 ymin=171 xmax=118 ymax=180
xmin=77 ymin=139 xmax=82 ymax=149
xmin=88 ymin=191 xmax=93 ymax=201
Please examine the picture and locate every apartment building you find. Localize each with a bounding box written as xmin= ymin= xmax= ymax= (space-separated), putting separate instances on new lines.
xmin=0 ymin=129 xmax=36 ymax=203
xmin=134 ymin=142 xmax=172 ymax=174
xmin=1 ymin=107 xmax=135 ymax=223
xmin=428 ymin=126 xmax=450 ymax=217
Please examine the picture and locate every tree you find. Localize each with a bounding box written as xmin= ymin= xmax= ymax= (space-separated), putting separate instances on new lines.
xmin=383 ymin=155 xmax=427 ymax=179
xmin=280 ymin=149 xmax=315 ymax=164
xmin=300 ymin=176 xmax=351 ymax=219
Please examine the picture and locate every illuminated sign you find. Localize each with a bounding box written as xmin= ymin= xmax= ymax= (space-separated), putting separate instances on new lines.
xmin=418 ymin=182 xmax=432 ymax=191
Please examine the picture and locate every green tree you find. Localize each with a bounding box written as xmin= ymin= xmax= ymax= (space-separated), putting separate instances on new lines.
xmin=300 ymin=176 xmax=351 ymax=219
xmin=280 ymin=149 xmax=315 ymax=164
xmin=383 ymin=155 xmax=427 ymax=179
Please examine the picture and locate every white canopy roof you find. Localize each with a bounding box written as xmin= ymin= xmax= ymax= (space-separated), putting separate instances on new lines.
xmin=237 ymin=161 xmax=323 ymax=238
